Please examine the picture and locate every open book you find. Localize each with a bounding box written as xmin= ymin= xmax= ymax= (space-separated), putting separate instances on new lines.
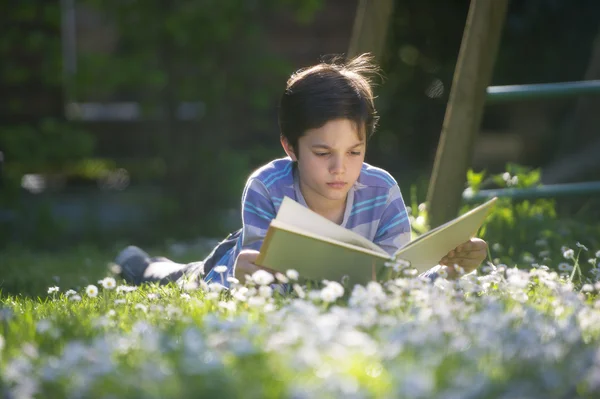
xmin=255 ymin=196 xmax=497 ymax=285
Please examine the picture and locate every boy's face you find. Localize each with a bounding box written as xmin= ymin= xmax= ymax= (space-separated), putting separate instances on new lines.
xmin=282 ymin=118 xmax=365 ymax=208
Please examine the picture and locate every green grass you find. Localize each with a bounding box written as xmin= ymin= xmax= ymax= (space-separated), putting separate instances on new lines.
xmin=0 ymin=243 xmax=212 ymax=298
xmin=3 ymin=170 xmax=600 ymax=397
xmin=2 ymin=264 xmax=600 ymax=398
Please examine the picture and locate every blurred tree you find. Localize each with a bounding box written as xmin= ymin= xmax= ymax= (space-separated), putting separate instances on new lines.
xmin=542 ymin=24 xmax=600 ymax=184
xmin=73 ymin=0 xmax=322 ymax=237
xmin=0 ymin=2 xmax=95 ymax=202
xmin=374 ymin=0 xmax=600 ymax=186
xmin=347 ymin=0 xmax=394 ymax=61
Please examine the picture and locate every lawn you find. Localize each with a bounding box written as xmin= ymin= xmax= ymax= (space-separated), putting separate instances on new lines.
xmin=3 ymin=172 xmax=600 ymax=398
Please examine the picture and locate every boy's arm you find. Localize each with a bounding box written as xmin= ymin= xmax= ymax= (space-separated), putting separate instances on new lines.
xmin=373 ymin=184 xmax=411 ymax=255
xmin=239 ymin=178 xmax=277 ymax=251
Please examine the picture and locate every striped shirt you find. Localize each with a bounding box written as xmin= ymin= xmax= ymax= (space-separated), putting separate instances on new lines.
xmin=205 ymin=157 xmax=412 ymax=285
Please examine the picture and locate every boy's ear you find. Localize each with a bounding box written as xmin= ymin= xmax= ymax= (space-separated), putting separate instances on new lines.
xmin=280 ymin=136 xmax=298 ymax=161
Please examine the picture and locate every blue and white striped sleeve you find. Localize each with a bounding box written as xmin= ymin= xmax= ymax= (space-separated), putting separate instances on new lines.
xmin=240 ymin=178 xmax=276 ymax=251
xmin=373 ymin=184 xmax=411 ymax=255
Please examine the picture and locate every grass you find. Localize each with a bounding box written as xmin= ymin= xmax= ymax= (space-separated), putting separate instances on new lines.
xmin=2 ymin=264 xmax=600 ymax=398
xmin=3 ymin=169 xmax=600 ymax=398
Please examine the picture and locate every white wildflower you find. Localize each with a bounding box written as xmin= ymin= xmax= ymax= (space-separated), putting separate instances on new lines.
xmin=218 ymin=301 xmax=236 ymax=312
xmin=263 ymin=303 xmax=275 ymax=312
xmin=64 ymin=289 xmax=77 ymax=297
xmin=231 ymin=287 xmax=249 ymax=302
xmin=589 ymin=258 xmax=597 ymax=266
xmin=181 ymin=280 xmax=199 ymax=291
xmin=213 ymin=265 xmax=228 ymax=274
xmin=563 ymin=248 xmax=575 ymax=259
xmin=36 ymin=320 xmax=52 ymax=334
xmin=252 ymin=269 xmax=275 ymax=285
xmin=208 ymin=283 xmax=225 ymax=293
xmin=366 ymin=281 xmax=384 ymax=296
xmin=108 ymin=262 xmax=122 ymax=274
xmin=206 ymin=292 xmax=220 ymax=301
xmin=576 ymin=242 xmax=589 ymax=251
xmin=539 ymin=250 xmax=551 ymax=258
xmin=226 ymin=277 xmax=240 ymax=285
xmin=47 ymin=286 xmax=59 ymax=294
xmin=114 ymin=299 xmax=126 ymax=305
xmin=403 ymin=268 xmax=418 ymax=276
xmin=135 ymin=304 xmax=148 ymax=313
xmin=106 ymin=309 xmax=116 ymax=317
xmin=84 ymin=285 xmax=97 ymax=298
xmin=259 ymin=285 xmax=273 ymax=298
xmin=582 ymin=284 xmax=595 ymax=293
xmin=70 ymin=294 xmax=82 ymax=302
xmin=522 ymin=254 xmax=535 ymax=263
xmin=293 ymin=284 xmax=306 ymax=299
xmin=558 ymin=263 xmax=574 ymax=272
xmin=286 ymin=269 xmax=299 ymax=281
xmin=308 ymin=289 xmax=322 ymax=301
xmin=100 ymin=277 xmax=117 ymax=290
xmin=453 ymin=264 xmax=465 ymax=276
xmin=248 ymin=296 xmax=266 ymax=307
xmin=596 ymin=250 xmax=600 ymax=258
xmin=324 ymin=281 xmax=344 ymax=299
xmin=319 ymin=287 xmax=338 ymax=303
xmin=481 ymin=264 xmax=494 ymax=274
xmin=275 ymin=273 xmax=289 ymax=284
xmin=180 ymin=293 xmax=191 ymax=300
xmin=437 ymin=268 xmax=448 ymax=279
xmin=199 ymin=280 xmax=209 ymax=291
xmin=22 ymin=343 xmax=38 ymax=359
xmin=116 ymin=285 xmax=137 ymax=293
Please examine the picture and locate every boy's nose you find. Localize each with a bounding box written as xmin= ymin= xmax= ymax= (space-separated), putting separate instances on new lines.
xmin=330 ymin=156 xmax=345 ymax=174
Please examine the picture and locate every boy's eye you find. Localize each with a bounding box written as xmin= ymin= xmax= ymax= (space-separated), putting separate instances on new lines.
xmin=350 ymin=151 xmax=362 ymax=156
xmin=315 ymin=152 xmax=329 ymax=157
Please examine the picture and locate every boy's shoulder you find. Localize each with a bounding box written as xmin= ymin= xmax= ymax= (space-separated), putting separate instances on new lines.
xmin=357 ymin=162 xmax=398 ymax=189
xmin=248 ymin=157 xmax=294 ymax=188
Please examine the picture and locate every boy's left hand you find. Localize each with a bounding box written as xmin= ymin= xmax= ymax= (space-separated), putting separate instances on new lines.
xmin=439 ymin=238 xmax=488 ymax=275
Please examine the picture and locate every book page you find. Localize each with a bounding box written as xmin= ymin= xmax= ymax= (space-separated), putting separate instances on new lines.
xmin=275 ymin=196 xmax=387 ymax=255
xmin=393 ymin=197 xmax=497 ymax=272
xmin=256 ymin=219 xmax=391 ymax=285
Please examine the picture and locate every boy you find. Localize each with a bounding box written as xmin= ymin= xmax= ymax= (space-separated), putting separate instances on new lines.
xmin=116 ymin=53 xmax=487 ymax=287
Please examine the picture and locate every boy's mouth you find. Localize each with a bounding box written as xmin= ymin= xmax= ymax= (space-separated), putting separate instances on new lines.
xmin=326 ymin=181 xmax=347 ymax=189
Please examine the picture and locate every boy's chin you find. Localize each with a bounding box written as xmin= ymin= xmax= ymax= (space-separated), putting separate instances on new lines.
xmin=321 ymin=188 xmax=351 ymax=201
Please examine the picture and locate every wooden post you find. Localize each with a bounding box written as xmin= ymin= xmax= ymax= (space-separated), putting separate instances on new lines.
xmin=347 ymin=0 xmax=394 ymax=60
xmin=426 ymin=0 xmax=509 ymax=228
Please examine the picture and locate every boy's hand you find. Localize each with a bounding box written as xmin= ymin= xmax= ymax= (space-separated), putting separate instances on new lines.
xmin=234 ymin=249 xmax=278 ymax=281
xmin=439 ymin=238 xmax=488 ymax=277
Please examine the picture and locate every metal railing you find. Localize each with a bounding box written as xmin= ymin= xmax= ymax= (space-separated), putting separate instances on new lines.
xmin=463 ymin=181 xmax=600 ymax=203
xmin=486 ymin=80 xmax=600 ymax=104
xmin=460 ymin=80 xmax=600 ymax=203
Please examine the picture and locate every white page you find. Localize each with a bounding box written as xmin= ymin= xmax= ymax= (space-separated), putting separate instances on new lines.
xmin=275 ymin=196 xmax=387 ymax=255
xmin=394 ymin=197 xmax=497 ymax=272
xmin=258 ymin=219 xmax=390 ymax=285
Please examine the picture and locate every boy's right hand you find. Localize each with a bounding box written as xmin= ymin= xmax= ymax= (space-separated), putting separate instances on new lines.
xmin=234 ymin=249 xmax=277 ymax=281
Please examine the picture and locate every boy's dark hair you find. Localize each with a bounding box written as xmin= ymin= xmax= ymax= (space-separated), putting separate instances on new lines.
xmin=278 ymin=53 xmax=381 ymax=156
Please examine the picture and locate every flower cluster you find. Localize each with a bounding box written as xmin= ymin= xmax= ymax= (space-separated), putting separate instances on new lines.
xmin=3 ymin=256 xmax=600 ymax=398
